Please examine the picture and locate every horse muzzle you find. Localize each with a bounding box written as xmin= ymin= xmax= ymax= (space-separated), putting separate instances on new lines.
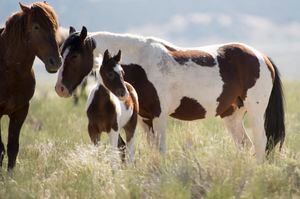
xmin=55 ymin=82 xmax=71 ymax=98
xmin=116 ymin=88 xmax=129 ymax=101
xmin=45 ymin=56 xmax=62 ymax=73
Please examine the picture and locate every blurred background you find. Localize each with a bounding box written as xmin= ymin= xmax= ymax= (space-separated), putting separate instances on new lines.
xmin=1 ymin=0 xmax=299 ymax=83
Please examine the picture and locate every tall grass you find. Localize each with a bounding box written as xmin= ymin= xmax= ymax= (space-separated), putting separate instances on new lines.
xmin=0 ymin=82 xmax=299 ymax=198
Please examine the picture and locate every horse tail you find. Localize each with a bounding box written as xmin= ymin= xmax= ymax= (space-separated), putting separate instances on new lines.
xmin=264 ymin=57 xmax=285 ymax=153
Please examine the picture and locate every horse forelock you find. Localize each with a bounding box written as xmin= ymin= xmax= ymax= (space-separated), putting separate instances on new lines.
xmin=60 ymin=33 xmax=79 ymax=55
xmin=31 ymin=2 xmax=59 ymax=31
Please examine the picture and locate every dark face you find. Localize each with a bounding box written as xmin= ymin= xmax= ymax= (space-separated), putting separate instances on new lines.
xmin=21 ymin=2 xmax=62 ymax=73
xmin=100 ymin=50 xmax=129 ymax=100
xmin=55 ymin=26 xmax=96 ymax=97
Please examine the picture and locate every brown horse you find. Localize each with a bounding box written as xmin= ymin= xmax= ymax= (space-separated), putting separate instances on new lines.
xmin=0 ymin=2 xmax=61 ymax=170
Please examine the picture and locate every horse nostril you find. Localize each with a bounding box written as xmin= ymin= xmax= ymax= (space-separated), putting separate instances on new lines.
xmin=60 ymin=86 xmax=64 ymax=92
xmin=49 ymin=57 xmax=55 ymax=66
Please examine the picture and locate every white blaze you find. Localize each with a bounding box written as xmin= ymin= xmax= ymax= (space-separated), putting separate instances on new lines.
xmin=56 ymin=47 xmax=70 ymax=85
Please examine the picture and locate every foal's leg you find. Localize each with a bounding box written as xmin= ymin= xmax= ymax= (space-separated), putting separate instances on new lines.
xmin=117 ymin=135 xmax=126 ymax=162
xmin=223 ymin=107 xmax=252 ymax=149
xmin=124 ymin=113 xmax=138 ymax=162
xmin=108 ymin=130 xmax=119 ymax=149
xmin=88 ymin=122 xmax=100 ymax=145
xmin=108 ymin=130 xmax=120 ymax=163
xmin=0 ymin=117 xmax=5 ymax=167
xmin=7 ymin=104 xmax=29 ymax=170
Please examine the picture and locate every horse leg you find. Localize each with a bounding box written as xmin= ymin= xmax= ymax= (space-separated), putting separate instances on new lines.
xmin=138 ymin=117 xmax=155 ymax=145
xmin=245 ymin=91 xmax=270 ymax=163
xmin=108 ymin=130 xmax=120 ymax=164
xmin=247 ymin=108 xmax=267 ymax=163
xmin=108 ymin=130 xmax=119 ymax=149
xmin=245 ymin=63 xmax=273 ymax=163
xmin=123 ymin=128 xmax=135 ymax=162
xmin=223 ymin=107 xmax=252 ymax=149
xmin=0 ymin=117 xmax=5 ymax=168
xmin=153 ymin=114 xmax=167 ymax=154
xmin=124 ymin=113 xmax=138 ymax=162
xmin=7 ymin=103 xmax=29 ymax=170
xmin=117 ymin=134 xmax=126 ymax=162
xmin=88 ymin=122 xmax=100 ymax=145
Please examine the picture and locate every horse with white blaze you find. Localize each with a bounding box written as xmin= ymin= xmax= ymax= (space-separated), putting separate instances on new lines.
xmin=55 ymin=26 xmax=285 ymax=162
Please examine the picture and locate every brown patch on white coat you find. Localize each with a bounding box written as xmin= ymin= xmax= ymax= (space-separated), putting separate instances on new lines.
xmin=169 ymin=49 xmax=216 ymax=67
xmin=165 ymin=43 xmax=260 ymax=119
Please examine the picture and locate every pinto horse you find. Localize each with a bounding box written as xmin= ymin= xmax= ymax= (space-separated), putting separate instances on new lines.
xmin=0 ymin=2 xmax=61 ymax=170
xmin=55 ymin=26 xmax=285 ymax=162
xmin=86 ymin=49 xmax=138 ymax=161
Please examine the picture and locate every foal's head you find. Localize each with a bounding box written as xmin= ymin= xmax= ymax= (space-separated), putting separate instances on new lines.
xmin=55 ymin=26 xmax=96 ymax=97
xmin=14 ymin=2 xmax=62 ymax=72
xmin=100 ymin=49 xmax=129 ymax=100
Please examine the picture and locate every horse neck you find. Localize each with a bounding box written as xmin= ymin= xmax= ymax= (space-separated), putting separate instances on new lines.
xmin=1 ymin=35 xmax=35 ymax=72
xmin=1 ymin=16 xmax=35 ymax=71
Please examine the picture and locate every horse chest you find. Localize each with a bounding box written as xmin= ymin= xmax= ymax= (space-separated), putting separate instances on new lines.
xmin=0 ymin=70 xmax=35 ymax=114
xmin=87 ymin=85 xmax=119 ymax=132
xmin=118 ymin=101 xmax=133 ymax=128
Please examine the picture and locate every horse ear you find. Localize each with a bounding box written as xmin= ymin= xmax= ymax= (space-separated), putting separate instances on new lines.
xmin=114 ymin=50 xmax=121 ymax=62
xmin=69 ymin=26 xmax=76 ymax=35
xmin=80 ymin=26 xmax=87 ymax=43
xmin=90 ymin=38 xmax=96 ymax=50
xmin=103 ymin=49 xmax=111 ymax=64
xmin=19 ymin=2 xmax=30 ymax=13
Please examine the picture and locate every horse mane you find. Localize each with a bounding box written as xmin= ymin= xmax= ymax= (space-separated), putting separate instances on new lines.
xmin=3 ymin=12 xmax=27 ymax=50
xmin=146 ymin=37 xmax=178 ymax=52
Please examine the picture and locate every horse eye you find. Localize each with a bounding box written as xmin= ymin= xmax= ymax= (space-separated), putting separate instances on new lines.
xmin=33 ymin=24 xmax=40 ymax=30
xmin=107 ymin=71 xmax=115 ymax=80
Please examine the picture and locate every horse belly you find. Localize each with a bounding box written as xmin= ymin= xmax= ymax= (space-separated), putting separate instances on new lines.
xmin=166 ymin=64 xmax=224 ymax=119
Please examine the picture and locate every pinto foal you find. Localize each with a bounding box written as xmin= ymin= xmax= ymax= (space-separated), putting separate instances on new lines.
xmin=86 ymin=50 xmax=138 ymax=161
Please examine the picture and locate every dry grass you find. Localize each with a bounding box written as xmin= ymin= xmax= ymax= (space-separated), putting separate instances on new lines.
xmin=0 ymin=81 xmax=299 ymax=198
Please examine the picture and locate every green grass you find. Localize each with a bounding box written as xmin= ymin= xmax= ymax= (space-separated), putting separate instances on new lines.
xmin=0 ymin=82 xmax=299 ymax=199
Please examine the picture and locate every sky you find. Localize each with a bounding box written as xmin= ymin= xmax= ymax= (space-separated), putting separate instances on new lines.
xmin=1 ymin=0 xmax=299 ymax=81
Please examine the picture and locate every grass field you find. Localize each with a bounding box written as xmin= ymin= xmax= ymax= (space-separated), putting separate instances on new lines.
xmin=0 ymin=81 xmax=299 ymax=199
